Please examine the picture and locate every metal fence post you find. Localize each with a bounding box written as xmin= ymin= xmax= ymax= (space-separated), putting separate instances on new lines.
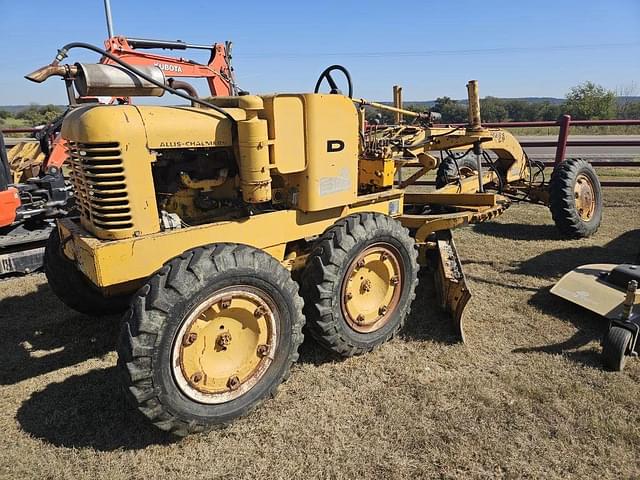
xmin=554 ymin=114 xmax=571 ymax=165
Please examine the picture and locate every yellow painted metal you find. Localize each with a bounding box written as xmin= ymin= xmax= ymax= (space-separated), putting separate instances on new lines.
xmin=393 ymin=85 xmax=403 ymax=124
xmin=57 ymin=191 xmax=404 ymax=288
xmin=177 ymin=290 xmax=274 ymax=397
xmin=262 ymin=95 xmax=307 ymax=174
xmin=237 ymin=97 xmax=272 ymax=203
xmin=466 ymin=80 xmax=482 ymax=130
xmin=353 ymin=98 xmax=422 ymax=119
xmin=138 ymin=105 xmax=244 ymax=149
xmin=359 ymin=157 xmax=395 ymax=188
xmin=289 ymin=94 xmax=359 ymax=212
xmin=342 ymin=244 xmax=401 ymax=333
xmin=574 ymin=173 xmax=596 ymax=221
xmin=6 ymin=141 xmax=44 ymax=183
xmin=63 ymin=106 xmax=160 ymax=239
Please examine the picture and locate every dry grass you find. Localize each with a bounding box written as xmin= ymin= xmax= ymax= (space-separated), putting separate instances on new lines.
xmin=1 ymin=188 xmax=640 ymax=480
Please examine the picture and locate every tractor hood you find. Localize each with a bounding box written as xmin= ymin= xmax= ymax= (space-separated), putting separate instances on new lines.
xmin=61 ymin=104 xmax=246 ymax=150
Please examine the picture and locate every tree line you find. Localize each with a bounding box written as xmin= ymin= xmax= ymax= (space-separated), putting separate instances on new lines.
xmin=369 ymin=81 xmax=640 ymax=124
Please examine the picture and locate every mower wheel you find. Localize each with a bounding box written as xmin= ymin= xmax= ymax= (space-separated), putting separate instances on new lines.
xmin=44 ymin=228 xmax=130 ymax=315
xmin=549 ymin=158 xmax=603 ymax=238
xmin=435 ymin=154 xmax=479 ymax=189
xmin=301 ymin=212 xmax=419 ymax=357
xmin=118 ymin=243 xmax=305 ymax=436
xmin=602 ymin=326 xmax=632 ymax=372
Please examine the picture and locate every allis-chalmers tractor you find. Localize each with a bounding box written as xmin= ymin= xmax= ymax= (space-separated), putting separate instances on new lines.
xmin=27 ymin=41 xmax=602 ymax=436
xmin=0 ymin=35 xmax=237 ymax=275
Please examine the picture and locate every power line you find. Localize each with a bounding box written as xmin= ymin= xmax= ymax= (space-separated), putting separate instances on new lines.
xmin=238 ymin=41 xmax=640 ymax=59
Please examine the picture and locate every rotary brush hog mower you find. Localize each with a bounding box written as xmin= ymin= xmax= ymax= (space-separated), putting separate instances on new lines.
xmin=553 ymin=263 xmax=640 ymax=372
xmin=29 ymin=39 xmax=599 ymax=435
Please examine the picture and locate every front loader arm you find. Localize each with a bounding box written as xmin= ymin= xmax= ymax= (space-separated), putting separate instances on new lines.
xmin=101 ymin=36 xmax=235 ymax=96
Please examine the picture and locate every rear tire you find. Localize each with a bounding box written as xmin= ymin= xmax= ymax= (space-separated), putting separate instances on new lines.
xmin=118 ymin=243 xmax=305 ymax=436
xmin=301 ymin=213 xmax=419 ymax=357
xmin=602 ymin=326 xmax=632 ymax=372
xmin=44 ymin=228 xmax=130 ymax=315
xmin=549 ymin=158 xmax=603 ymax=238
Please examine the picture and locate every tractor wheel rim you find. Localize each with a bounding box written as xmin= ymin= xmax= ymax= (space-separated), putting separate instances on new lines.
xmin=341 ymin=243 xmax=403 ymax=333
xmin=574 ymin=173 xmax=596 ymax=221
xmin=172 ymin=286 xmax=278 ymax=404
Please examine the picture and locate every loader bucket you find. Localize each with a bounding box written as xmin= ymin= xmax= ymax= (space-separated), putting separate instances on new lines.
xmin=7 ymin=141 xmax=45 ymax=183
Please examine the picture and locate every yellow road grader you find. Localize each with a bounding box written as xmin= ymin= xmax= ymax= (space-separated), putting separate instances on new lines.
xmin=26 ymin=43 xmax=603 ymax=436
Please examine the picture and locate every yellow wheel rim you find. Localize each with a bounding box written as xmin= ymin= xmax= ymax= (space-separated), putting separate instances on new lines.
xmin=341 ymin=243 xmax=403 ymax=333
xmin=574 ymin=173 xmax=596 ymax=221
xmin=172 ymin=286 xmax=278 ymax=404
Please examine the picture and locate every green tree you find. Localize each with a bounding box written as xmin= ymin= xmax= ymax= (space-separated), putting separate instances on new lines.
xmin=432 ymin=96 xmax=467 ymax=123
xmin=620 ymin=101 xmax=640 ymax=119
xmin=480 ymin=96 xmax=508 ymax=122
xmin=16 ymin=104 xmax=63 ymax=126
xmin=563 ymin=82 xmax=616 ymax=120
xmin=536 ymin=101 xmax=562 ymax=121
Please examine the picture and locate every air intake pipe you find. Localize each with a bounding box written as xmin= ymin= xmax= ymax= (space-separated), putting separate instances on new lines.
xmin=236 ymin=96 xmax=272 ymax=204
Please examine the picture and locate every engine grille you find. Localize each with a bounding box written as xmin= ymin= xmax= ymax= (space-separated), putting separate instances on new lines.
xmin=67 ymin=142 xmax=133 ymax=231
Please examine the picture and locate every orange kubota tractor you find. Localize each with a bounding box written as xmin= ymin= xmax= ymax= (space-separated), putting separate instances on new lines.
xmin=0 ymin=34 xmax=238 ymax=274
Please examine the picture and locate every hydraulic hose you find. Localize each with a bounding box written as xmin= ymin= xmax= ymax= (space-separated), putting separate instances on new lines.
xmin=51 ymin=42 xmax=236 ymax=124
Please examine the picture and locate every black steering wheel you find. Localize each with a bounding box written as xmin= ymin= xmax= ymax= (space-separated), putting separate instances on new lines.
xmin=314 ymin=65 xmax=353 ymax=98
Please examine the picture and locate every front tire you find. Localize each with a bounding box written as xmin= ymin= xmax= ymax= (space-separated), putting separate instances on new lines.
xmin=549 ymin=158 xmax=603 ymax=238
xmin=435 ymin=154 xmax=479 ymax=189
xmin=118 ymin=243 xmax=305 ymax=436
xmin=301 ymin=213 xmax=419 ymax=357
xmin=602 ymin=326 xmax=632 ymax=372
xmin=44 ymin=228 xmax=130 ymax=315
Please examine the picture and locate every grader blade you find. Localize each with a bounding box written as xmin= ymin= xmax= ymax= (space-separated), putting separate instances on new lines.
xmin=434 ymin=229 xmax=471 ymax=342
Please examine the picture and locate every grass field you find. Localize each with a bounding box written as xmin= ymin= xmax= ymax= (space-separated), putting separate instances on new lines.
xmin=1 ymin=187 xmax=639 ymax=479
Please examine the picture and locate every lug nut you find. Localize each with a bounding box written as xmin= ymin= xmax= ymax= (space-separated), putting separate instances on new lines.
xmin=380 ymin=252 xmax=389 ymax=261
xmin=227 ymin=375 xmax=241 ymax=391
xmin=220 ymin=298 xmax=231 ymax=309
xmin=257 ymin=344 xmax=270 ymax=357
xmin=379 ymin=305 xmax=388 ymax=316
xmin=361 ymin=279 xmax=372 ymax=292
xmin=356 ymin=259 xmax=365 ymax=269
xmin=183 ymin=332 xmax=197 ymax=346
xmin=191 ymin=372 xmax=203 ymax=383
xmin=355 ymin=314 xmax=365 ymax=324
xmin=254 ymin=305 xmax=267 ymax=317
xmin=345 ymin=291 xmax=353 ymax=301
xmin=217 ymin=332 xmax=232 ymax=348
xmin=390 ymin=276 xmax=399 ymax=286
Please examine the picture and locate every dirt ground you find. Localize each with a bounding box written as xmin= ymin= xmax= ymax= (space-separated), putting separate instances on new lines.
xmin=1 ymin=187 xmax=639 ymax=480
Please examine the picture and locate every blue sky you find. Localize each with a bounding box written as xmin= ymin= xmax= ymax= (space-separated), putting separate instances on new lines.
xmin=0 ymin=0 xmax=639 ymax=105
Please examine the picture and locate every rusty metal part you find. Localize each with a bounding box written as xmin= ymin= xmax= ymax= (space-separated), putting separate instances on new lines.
xmin=433 ymin=230 xmax=471 ymax=342
xmin=25 ymin=64 xmax=78 ymax=83
xmin=341 ymin=243 xmax=403 ymax=333
xmin=574 ymin=173 xmax=596 ymax=221
xmin=466 ymin=80 xmax=482 ymax=130
xmin=217 ymin=331 xmax=232 ymax=348
xmin=227 ymin=375 xmax=241 ymax=391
